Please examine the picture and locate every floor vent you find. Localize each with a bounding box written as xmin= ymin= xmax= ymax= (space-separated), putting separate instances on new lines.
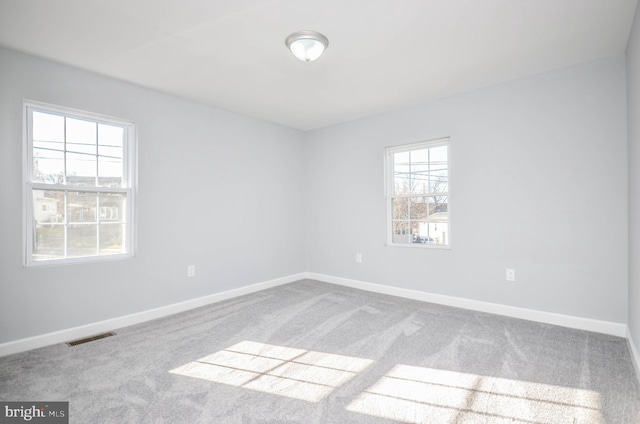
xmin=66 ymin=332 xmax=116 ymax=347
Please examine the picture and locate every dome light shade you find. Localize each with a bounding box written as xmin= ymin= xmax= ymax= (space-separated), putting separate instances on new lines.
xmin=285 ymin=31 xmax=329 ymax=62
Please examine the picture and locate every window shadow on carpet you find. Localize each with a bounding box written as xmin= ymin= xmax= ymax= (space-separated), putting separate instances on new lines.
xmin=170 ymin=340 xmax=374 ymax=402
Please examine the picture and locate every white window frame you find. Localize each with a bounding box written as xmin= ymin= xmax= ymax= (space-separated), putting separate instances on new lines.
xmin=385 ymin=137 xmax=450 ymax=249
xmin=23 ymin=101 xmax=137 ymax=267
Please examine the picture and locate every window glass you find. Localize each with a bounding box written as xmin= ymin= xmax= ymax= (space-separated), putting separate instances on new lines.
xmin=387 ymin=139 xmax=449 ymax=247
xmin=25 ymin=103 xmax=135 ymax=265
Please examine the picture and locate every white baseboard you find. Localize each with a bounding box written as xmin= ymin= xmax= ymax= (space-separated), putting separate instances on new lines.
xmin=627 ymin=328 xmax=640 ymax=385
xmin=307 ymin=272 xmax=628 ymax=337
xmin=0 ymin=272 xmax=305 ymax=357
xmin=0 ymin=271 xmax=629 ymax=358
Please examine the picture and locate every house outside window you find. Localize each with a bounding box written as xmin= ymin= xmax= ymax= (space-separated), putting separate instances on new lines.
xmin=24 ymin=102 xmax=136 ymax=266
xmin=386 ymin=138 xmax=449 ymax=248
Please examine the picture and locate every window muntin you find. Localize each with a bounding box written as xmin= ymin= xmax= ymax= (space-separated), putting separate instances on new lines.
xmin=25 ymin=102 xmax=135 ymax=266
xmin=386 ymin=139 xmax=449 ymax=247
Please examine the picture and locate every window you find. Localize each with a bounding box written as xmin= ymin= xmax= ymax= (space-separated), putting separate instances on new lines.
xmin=386 ymin=138 xmax=449 ymax=247
xmin=24 ymin=102 xmax=136 ymax=266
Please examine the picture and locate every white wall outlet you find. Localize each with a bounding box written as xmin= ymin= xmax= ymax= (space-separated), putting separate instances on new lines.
xmin=187 ymin=265 xmax=195 ymax=277
xmin=356 ymin=253 xmax=362 ymax=263
xmin=506 ymin=268 xmax=515 ymax=282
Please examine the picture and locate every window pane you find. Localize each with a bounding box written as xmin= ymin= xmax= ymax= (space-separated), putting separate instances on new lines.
xmin=410 ymin=222 xmax=436 ymax=244
xmin=393 ymin=151 xmax=410 ymax=195
xmin=406 ymin=221 xmax=439 ymax=244
xmin=33 ymin=147 xmax=65 ymax=184
xmin=392 ymin=198 xmax=408 ymax=220
xmin=100 ymin=193 xmax=125 ymax=222
xmin=428 ymin=145 xmax=448 ymax=193
xmin=410 ymin=149 xmax=429 ymax=194
xmin=98 ymin=124 xmax=123 ymax=186
xmin=68 ymin=192 xmax=97 ymax=223
xmin=429 ymin=222 xmax=449 ymax=245
xmin=100 ymin=224 xmax=124 ymax=254
xmin=428 ymin=196 xmax=448 ymax=245
xmin=67 ymin=224 xmax=97 ymax=257
xmin=66 ymin=118 xmax=97 ymax=186
xmin=33 ymin=190 xmax=65 ymax=224
xmin=66 ymin=117 xmax=96 ymax=149
xmin=429 ymin=196 xmax=448 ymax=216
xmin=33 ymin=224 xmax=64 ymax=260
xmin=32 ymin=190 xmax=65 ymax=260
xmin=392 ymin=221 xmax=410 ymax=244
xmin=429 ymin=171 xmax=448 ymax=193
xmin=32 ymin=111 xmax=65 ymax=184
xmin=33 ymin=112 xmax=65 ymax=184
xmin=409 ymin=197 xmax=428 ymax=220
xmin=33 ymin=111 xmax=64 ymax=144
xmin=66 ymin=152 xmax=97 ymax=185
xmin=429 ymin=145 xmax=447 ymax=162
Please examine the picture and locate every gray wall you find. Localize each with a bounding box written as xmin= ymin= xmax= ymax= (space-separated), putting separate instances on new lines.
xmin=0 ymin=48 xmax=306 ymax=344
xmin=628 ymin=5 xmax=640 ymax=347
xmin=304 ymin=55 xmax=629 ymax=323
xmin=0 ymin=46 xmax=632 ymax=346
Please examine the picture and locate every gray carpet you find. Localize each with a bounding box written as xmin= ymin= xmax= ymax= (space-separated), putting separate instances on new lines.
xmin=1 ymin=279 xmax=639 ymax=423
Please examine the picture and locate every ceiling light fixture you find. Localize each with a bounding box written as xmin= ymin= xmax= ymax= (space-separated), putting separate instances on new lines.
xmin=285 ymin=30 xmax=329 ymax=62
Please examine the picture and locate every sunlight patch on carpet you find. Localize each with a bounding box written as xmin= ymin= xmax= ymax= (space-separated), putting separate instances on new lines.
xmin=345 ymin=364 xmax=603 ymax=423
xmin=170 ymin=340 xmax=374 ymax=402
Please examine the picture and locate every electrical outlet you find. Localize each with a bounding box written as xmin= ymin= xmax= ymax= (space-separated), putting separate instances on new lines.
xmin=356 ymin=253 xmax=362 ymax=263
xmin=187 ymin=265 xmax=195 ymax=277
xmin=506 ymin=268 xmax=515 ymax=282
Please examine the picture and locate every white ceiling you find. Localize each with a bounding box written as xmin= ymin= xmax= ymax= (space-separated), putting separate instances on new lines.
xmin=0 ymin=0 xmax=637 ymax=131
